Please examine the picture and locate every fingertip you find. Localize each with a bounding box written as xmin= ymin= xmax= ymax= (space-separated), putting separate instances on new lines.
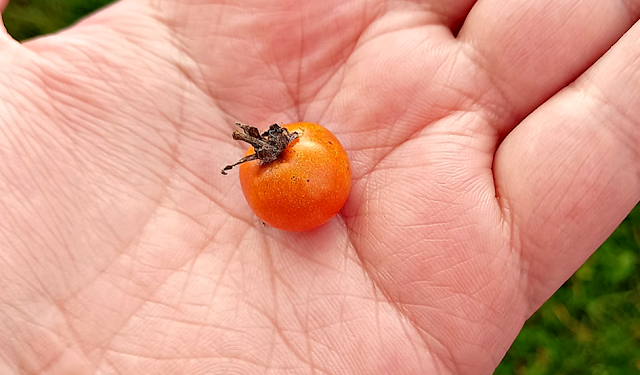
xmin=459 ymin=0 xmax=636 ymax=123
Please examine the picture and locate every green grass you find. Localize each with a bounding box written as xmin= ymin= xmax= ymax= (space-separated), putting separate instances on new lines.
xmin=3 ymin=1 xmax=640 ymax=373
xmin=3 ymin=0 xmax=114 ymax=41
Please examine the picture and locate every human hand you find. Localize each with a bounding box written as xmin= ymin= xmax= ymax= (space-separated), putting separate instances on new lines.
xmin=0 ymin=0 xmax=638 ymax=373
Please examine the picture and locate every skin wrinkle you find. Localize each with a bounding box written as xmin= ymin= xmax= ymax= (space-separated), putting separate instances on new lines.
xmin=33 ymin=57 xmax=122 ymax=119
xmin=253 ymin=235 xmax=372 ymax=372
xmin=262 ymin=295 xmax=278 ymax=375
xmin=299 ymin=286 xmax=320 ymax=375
xmin=34 ymin=37 xmax=182 ymax=156
xmin=215 ymin=12 xmax=294 ymax=117
xmin=394 ymin=302 xmax=457 ymax=374
xmin=22 ymin=59 xmax=178 ymax=282
xmin=252 ymin=235 xmax=297 ymax=369
xmin=523 ymin=125 xmax=598 ymax=212
xmin=170 ymin=155 xmax=222 ymax=204
xmin=7 ymin=65 xmax=62 ymax=121
xmin=0 ymin=199 xmax=52 ymax=277
xmin=14 ymin=202 xmax=81 ymax=302
xmin=500 ymin=127 xmax=567 ymax=308
xmin=331 ymin=22 xmax=465 ymax=171
xmin=293 ymin=10 xmax=304 ymax=121
xmin=358 ymin=206 xmax=502 ymax=375
xmin=32 ymin=348 xmax=71 ymax=374
xmin=306 ymin=49 xmax=356 ymax=118
xmin=524 ymin=169 xmax=617 ymax=304
xmin=102 ymin=343 xmax=267 ymax=365
xmin=581 ymin=85 xmax=640 ymax=168
xmin=397 ymin=317 xmax=433 ymax=373
xmin=275 ymin=246 xmax=343 ymax=275
xmin=245 ymin=298 xmax=314 ymax=372
xmin=256 ymin=4 xmax=364 ymax=118
xmin=165 ymin=11 xmax=227 ymax=114
xmin=349 ymin=229 xmax=446 ymax=371
xmin=457 ymin=50 xmax=523 ymax=139
xmin=18 ymin=316 xmax=90 ymax=374
xmin=342 ymin=87 xmax=490 ymax=181
xmin=64 ymin=209 xmax=200 ymax=355
xmin=57 ymin=216 xmax=148 ymax=297
xmin=448 ymin=52 xmax=519 ymax=140
xmin=301 ymin=14 xmax=368 ymax=115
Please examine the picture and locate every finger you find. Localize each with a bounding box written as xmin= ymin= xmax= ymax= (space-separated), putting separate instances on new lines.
xmin=459 ymin=0 xmax=640 ymax=133
xmin=495 ymin=22 xmax=640 ymax=312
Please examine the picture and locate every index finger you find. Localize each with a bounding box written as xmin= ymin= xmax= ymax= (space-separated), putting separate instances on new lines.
xmin=459 ymin=0 xmax=640 ymax=134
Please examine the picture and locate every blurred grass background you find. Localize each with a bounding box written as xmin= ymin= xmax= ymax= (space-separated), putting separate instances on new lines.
xmin=2 ymin=0 xmax=113 ymax=41
xmin=3 ymin=1 xmax=640 ymax=374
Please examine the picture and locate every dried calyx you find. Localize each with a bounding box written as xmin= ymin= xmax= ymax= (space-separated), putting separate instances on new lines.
xmin=221 ymin=123 xmax=299 ymax=175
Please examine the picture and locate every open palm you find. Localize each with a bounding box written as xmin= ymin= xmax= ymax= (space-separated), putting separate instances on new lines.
xmin=1 ymin=0 xmax=639 ymax=373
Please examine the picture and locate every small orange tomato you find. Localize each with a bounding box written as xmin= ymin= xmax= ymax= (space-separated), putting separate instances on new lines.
xmin=228 ymin=122 xmax=351 ymax=231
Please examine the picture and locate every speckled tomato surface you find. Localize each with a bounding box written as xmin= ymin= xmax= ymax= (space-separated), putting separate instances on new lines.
xmin=238 ymin=122 xmax=351 ymax=232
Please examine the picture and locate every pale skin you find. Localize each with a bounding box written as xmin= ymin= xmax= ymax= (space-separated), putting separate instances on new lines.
xmin=0 ymin=0 xmax=639 ymax=373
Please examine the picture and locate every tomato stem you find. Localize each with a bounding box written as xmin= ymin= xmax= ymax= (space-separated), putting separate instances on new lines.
xmin=222 ymin=123 xmax=299 ymax=175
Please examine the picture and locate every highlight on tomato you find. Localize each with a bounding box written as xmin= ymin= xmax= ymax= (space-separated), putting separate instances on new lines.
xmin=222 ymin=122 xmax=351 ymax=232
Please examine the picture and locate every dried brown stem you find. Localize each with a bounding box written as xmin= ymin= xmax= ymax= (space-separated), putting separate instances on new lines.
xmin=221 ymin=123 xmax=299 ymax=175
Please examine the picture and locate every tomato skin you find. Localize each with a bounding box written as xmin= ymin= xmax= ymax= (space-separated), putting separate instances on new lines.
xmin=238 ymin=122 xmax=351 ymax=232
